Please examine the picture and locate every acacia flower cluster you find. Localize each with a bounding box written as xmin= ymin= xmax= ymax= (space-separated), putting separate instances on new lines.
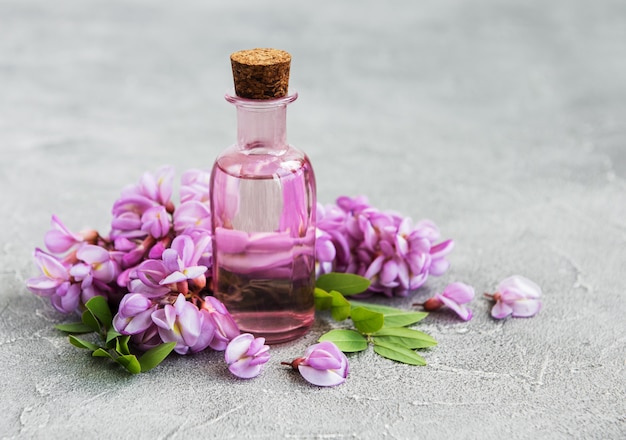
xmin=27 ymin=217 xmax=118 ymax=314
xmin=25 ymin=165 xmax=543 ymax=383
xmin=27 ymin=167 xmax=238 ymax=355
xmin=316 ymin=196 xmax=454 ymax=297
xmin=26 ymin=166 xmax=454 ymax=358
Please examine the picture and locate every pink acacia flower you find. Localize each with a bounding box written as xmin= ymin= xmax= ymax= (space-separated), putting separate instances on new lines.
xmin=316 ymin=202 xmax=351 ymax=272
xmin=140 ymin=205 xmax=171 ymax=239
xmin=151 ymin=294 xmax=215 ymax=355
xmin=122 ymin=165 xmax=175 ymax=208
xmin=419 ymin=282 xmax=475 ymax=321
xmin=159 ymin=235 xmax=209 ymax=293
xmin=315 ymin=228 xmax=336 ymax=277
xmin=173 ymin=201 xmax=212 ymax=234
xmin=110 ymin=167 xmax=176 ymax=280
xmin=126 ymin=233 xmax=211 ymax=299
xmin=180 ymin=168 xmax=212 ymax=204
xmin=68 ymin=244 xmax=119 ymax=302
xmin=487 ymin=275 xmax=542 ymax=319
xmin=111 ymin=196 xmax=158 ymax=239
xmin=112 ymin=293 xmax=157 ymax=335
xmin=283 ymin=341 xmax=349 ymax=387
xmin=27 ymin=249 xmax=69 ymax=295
xmin=224 ymin=333 xmax=270 ymax=379
xmin=44 ymin=215 xmax=98 ymax=254
xmin=27 ymin=245 xmax=118 ymax=314
xmin=201 ymin=296 xmax=240 ymax=351
xmin=71 ymin=245 xmax=118 ymax=285
xmin=315 ymin=196 xmax=453 ymax=297
xmin=27 ymin=249 xmax=79 ymax=313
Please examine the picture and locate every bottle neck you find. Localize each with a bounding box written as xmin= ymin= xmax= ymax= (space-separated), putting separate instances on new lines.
xmin=226 ymin=91 xmax=298 ymax=153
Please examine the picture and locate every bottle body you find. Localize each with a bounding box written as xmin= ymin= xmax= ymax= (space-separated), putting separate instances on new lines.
xmin=210 ymin=93 xmax=316 ymax=344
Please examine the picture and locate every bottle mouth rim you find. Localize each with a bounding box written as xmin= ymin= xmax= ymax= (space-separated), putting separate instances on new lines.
xmin=225 ymin=89 xmax=298 ymax=107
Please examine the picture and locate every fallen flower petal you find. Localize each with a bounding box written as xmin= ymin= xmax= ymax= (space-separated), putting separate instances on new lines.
xmin=282 ymin=341 xmax=349 ymax=387
xmin=486 ymin=275 xmax=542 ymax=319
xmin=225 ymin=333 xmax=270 ymax=379
xmin=417 ymin=282 xmax=475 ymax=321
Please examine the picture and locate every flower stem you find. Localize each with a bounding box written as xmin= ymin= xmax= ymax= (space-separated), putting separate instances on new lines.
xmin=281 ymin=358 xmax=304 ymax=370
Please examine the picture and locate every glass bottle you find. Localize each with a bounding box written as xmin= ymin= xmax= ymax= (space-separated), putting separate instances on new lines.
xmin=210 ymin=49 xmax=317 ymax=344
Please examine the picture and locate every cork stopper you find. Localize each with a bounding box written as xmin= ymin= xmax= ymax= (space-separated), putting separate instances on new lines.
xmin=230 ymin=48 xmax=291 ymax=99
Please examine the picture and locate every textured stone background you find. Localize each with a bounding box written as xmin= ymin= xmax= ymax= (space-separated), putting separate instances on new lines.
xmin=1 ymin=0 xmax=625 ymax=439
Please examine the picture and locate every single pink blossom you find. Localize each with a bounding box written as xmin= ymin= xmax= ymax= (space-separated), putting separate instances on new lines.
xmin=123 ymin=165 xmax=175 ymax=207
xmin=74 ymin=244 xmax=118 ymax=285
xmin=487 ymin=275 xmax=542 ymax=319
xmin=159 ymin=235 xmax=209 ymax=290
xmin=151 ymin=294 xmax=215 ymax=355
xmin=173 ymin=201 xmax=211 ymax=234
xmin=202 ymin=296 xmax=240 ymax=351
xmin=180 ymin=168 xmax=212 ymax=204
xmin=26 ymin=249 xmax=83 ymax=313
xmin=283 ymin=341 xmax=349 ymax=387
xmin=113 ymin=293 xmax=157 ymax=335
xmin=225 ymin=333 xmax=270 ymax=379
xmin=140 ymin=205 xmax=171 ymax=239
xmin=27 ymin=249 xmax=70 ymax=296
xmin=44 ymin=215 xmax=94 ymax=254
xmin=419 ymin=282 xmax=475 ymax=321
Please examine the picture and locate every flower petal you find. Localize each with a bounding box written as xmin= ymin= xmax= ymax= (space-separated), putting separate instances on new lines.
xmin=511 ymin=298 xmax=542 ymax=318
xmin=491 ymin=301 xmax=513 ymax=319
xmin=442 ymin=282 xmax=475 ymax=304
xmin=229 ymin=358 xmax=263 ymax=379
xmin=76 ymin=244 xmax=110 ymax=264
xmin=225 ymin=333 xmax=254 ymax=364
xmin=497 ymin=275 xmax=542 ymax=299
xmin=34 ymin=249 xmax=69 ymax=281
xmin=298 ymin=365 xmax=346 ymax=387
xmin=438 ymin=295 xmax=473 ymax=321
xmin=305 ymin=349 xmax=343 ymax=370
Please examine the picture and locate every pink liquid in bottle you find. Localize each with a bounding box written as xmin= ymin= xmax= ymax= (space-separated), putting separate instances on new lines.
xmin=210 ymin=89 xmax=316 ymax=344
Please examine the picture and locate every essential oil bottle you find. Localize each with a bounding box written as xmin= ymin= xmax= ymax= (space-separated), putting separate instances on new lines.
xmin=210 ymin=48 xmax=317 ymax=344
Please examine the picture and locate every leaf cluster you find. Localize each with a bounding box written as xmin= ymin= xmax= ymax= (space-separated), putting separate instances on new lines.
xmin=55 ymin=297 xmax=175 ymax=374
xmin=315 ymin=273 xmax=437 ymax=366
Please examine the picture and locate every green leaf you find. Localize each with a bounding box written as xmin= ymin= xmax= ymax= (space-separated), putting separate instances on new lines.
xmin=373 ymin=327 xmax=438 ymax=349
xmin=106 ymin=327 xmax=122 ymax=345
xmin=318 ymin=329 xmax=368 ymax=352
xmin=381 ymin=311 xmax=428 ymax=328
xmin=55 ymin=322 xmax=95 ymax=334
xmin=139 ymin=342 xmax=176 ymax=372
xmin=373 ymin=340 xmax=426 ymax=366
xmin=92 ymin=348 xmax=113 ymax=359
xmin=351 ymin=307 xmax=384 ymax=334
xmin=330 ymin=291 xmax=351 ymax=321
xmin=349 ymin=300 xmax=414 ymax=315
xmin=116 ymin=335 xmax=131 ymax=356
xmin=69 ymin=335 xmax=100 ymax=351
xmin=115 ymin=354 xmax=141 ymax=374
xmin=85 ymin=296 xmax=113 ymax=329
xmin=349 ymin=301 xmax=428 ymax=327
xmin=316 ymin=273 xmax=371 ymax=296
xmin=314 ymin=288 xmax=333 ymax=311
xmin=81 ymin=309 xmax=101 ymax=333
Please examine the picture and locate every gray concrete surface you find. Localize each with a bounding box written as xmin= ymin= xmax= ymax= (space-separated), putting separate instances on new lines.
xmin=1 ymin=0 xmax=625 ymax=438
